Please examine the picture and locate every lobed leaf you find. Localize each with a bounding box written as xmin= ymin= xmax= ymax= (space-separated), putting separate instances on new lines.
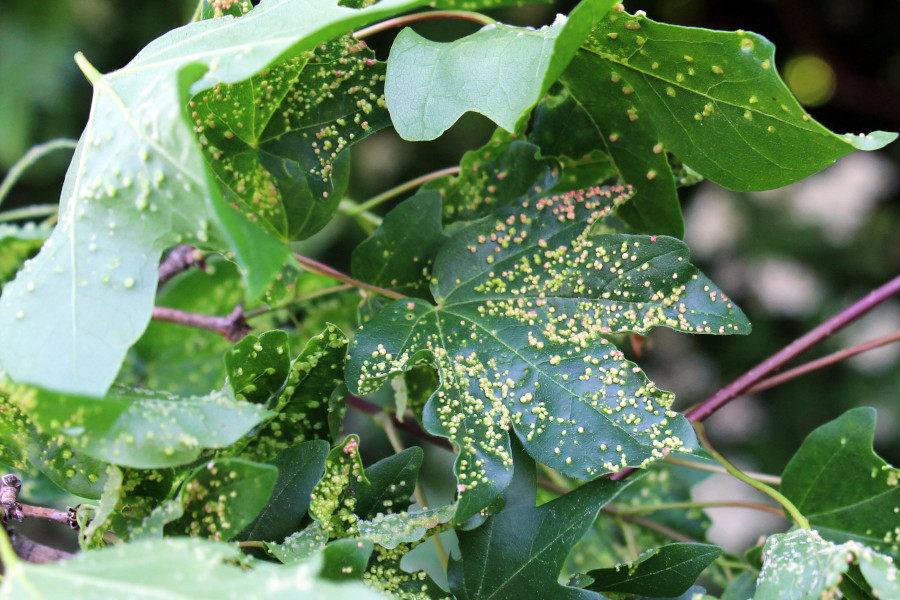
xmin=0 ymin=0 xmax=471 ymax=398
xmin=1 ymin=379 xmax=271 ymax=469
xmin=348 ymin=187 xmax=749 ymax=520
xmin=353 ymin=446 xmax=423 ymax=520
xmin=781 ymin=407 xmax=900 ymax=560
xmin=754 ymin=529 xmax=900 ymax=600
xmin=385 ymin=0 xmax=618 ymax=140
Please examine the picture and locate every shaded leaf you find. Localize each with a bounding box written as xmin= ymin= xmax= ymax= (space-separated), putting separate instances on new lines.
xmin=236 ymin=324 xmax=348 ymax=462
xmin=225 ymin=329 xmax=292 ymax=405
xmin=755 ymin=529 xmax=900 ymax=600
xmin=351 ymin=191 xmax=449 ymax=299
xmin=1 ymin=379 xmax=271 ymax=469
xmin=424 ymin=128 xmax=559 ymax=223
xmin=385 ymin=0 xmax=617 ymax=140
xmin=781 ymin=407 xmax=900 ymax=560
xmin=310 ymin=435 xmax=368 ymax=537
xmin=585 ymin=542 xmax=721 ymax=596
xmin=167 ymin=458 xmax=277 ymax=542
xmin=236 ymin=439 xmax=330 ymax=543
xmin=200 ymin=0 xmax=252 ymax=20
xmin=0 ymin=537 xmax=387 ymax=599
xmin=320 ymin=538 xmax=374 ymax=581
xmin=449 ymin=440 xmax=628 ymax=600
xmin=0 ymin=0 xmax=476 ymax=397
xmin=194 ymin=35 xmax=391 ymax=241
xmin=353 ymin=446 xmax=423 ymax=520
xmin=348 ymin=188 xmax=747 ymax=520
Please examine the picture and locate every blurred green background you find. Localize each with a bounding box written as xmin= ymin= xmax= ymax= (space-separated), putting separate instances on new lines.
xmin=2 ymin=0 xmax=899 ymax=554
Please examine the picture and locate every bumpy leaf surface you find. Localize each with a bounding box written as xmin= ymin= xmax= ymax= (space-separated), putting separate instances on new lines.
xmin=0 ymin=0 xmax=468 ymax=398
xmin=385 ymin=0 xmax=618 ymax=140
xmin=559 ymin=8 xmax=896 ymax=194
xmin=0 ymin=379 xmax=270 ymax=468
xmin=348 ymin=187 xmax=749 ymax=520
xmin=449 ymin=441 xmax=628 ymax=600
xmin=781 ymin=407 xmax=900 ymax=559
xmin=0 ymin=537 xmax=387 ymax=599
xmin=225 ymin=329 xmax=292 ymax=405
xmin=585 ymin=542 xmax=721 ymax=596
xmin=755 ymin=529 xmax=900 ymax=600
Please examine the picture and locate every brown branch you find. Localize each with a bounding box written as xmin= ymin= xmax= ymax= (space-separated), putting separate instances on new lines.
xmin=151 ymin=304 xmax=250 ymax=342
xmin=5 ymin=528 xmax=73 ymax=563
xmin=746 ymin=330 xmax=900 ymax=395
xmin=353 ymin=11 xmax=494 ymax=40
xmin=20 ymin=505 xmax=78 ymax=529
xmin=294 ymin=253 xmax=405 ymax=300
xmin=0 ymin=474 xmax=22 ymax=523
xmin=157 ymin=245 xmax=205 ymax=287
xmin=601 ymin=506 xmax=699 ymax=544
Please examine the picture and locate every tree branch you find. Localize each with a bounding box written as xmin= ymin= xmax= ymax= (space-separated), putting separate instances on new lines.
xmin=294 ymin=253 xmax=405 ymax=300
xmin=157 ymin=244 xmax=205 ymax=286
xmin=152 ymin=304 xmax=250 ymax=342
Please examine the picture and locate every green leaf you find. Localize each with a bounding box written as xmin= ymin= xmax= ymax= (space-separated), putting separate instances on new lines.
xmin=0 ymin=0 xmax=472 ymax=398
xmin=781 ymin=407 xmax=900 ymax=560
xmin=2 ymin=379 xmax=271 ymax=469
xmin=194 ymin=35 xmax=391 ymax=241
xmin=424 ymin=128 xmax=559 ymax=223
xmin=385 ymin=0 xmax=618 ymax=140
xmin=347 ymin=188 xmax=747 ymax=520
xmin=530 ymin=86 xmax=683 ymax=237
xmin=235 ymin=324 xmax=348 ymax=462
xmin=200 ymin=0 xmax=252 ymax=19
xmin=449 ymin=440 xmax=628 ymax=600
xmin=0 ymin=537 xmax=388 ymax=599
xmin=126 ymin=257 xmax=244 ymax=395
xmin=225 ymin=329 xmax=292 ymax=405
xmin=351 ymin=191 xmax=450 ymax=299
xmin=264 ymin=521 xmax=330 ymax=564
xmin=310 ymin=435 xmax=369 ymax=537
xmin=721 ymin=571 xmax=757 ymax=600
xmin=585 ymin=542 xmax=721 ymax=596
xmin=0 ymin=222 xmax=50 ymax=289
xmin=0 ymin=388 xmax=107 ymax=498
xmin=167 ymin=458 xmax=277 ymax=542
xmin=320 ymin=538 xmax=375 ymax=582
xmin=357 ymin=504 xmax=455 ymax=549
xmin=754 ymin=529 xmax=900 ymax=600
xmin=353 ymin=446 xmax=423 ymax=520
xmin=236 ymin=439 xmax=330 ymax=544
xmin=560 ymin=8 xmax=896 ymax=195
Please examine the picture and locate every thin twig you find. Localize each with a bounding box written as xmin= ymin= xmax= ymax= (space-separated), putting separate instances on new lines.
xmin=746 ymin=330 xmax=900 ymax=395
xmin=152 ymin=305 xmax=250 ymax=342
xmin=353 ymin=12 xmax=494 ymax=40
xmin=157 ymin=245 xmax=205 ymax=286
xmin=601 ymin=507 xmax=700 ymax=544
xmin=686 ymin=273 xmax=900 ymax=422
xmin=6 ymin=528 xmax=73 ymax=563
xmin=0 ymin=139 xmax=78 ymax=208
xmin=0 ymin=204 xmax=59 ymax=224
xmin=294 ymin=253 xmax=405 ymax=300
xmin=342 ymin=167 xmax=461 ymax=215
xmin=612 ymin=500 xmax=786 ymax=518
xmin=20 ymin=505 xmax=76 ymax=528
xmin=663 ymin=456 xmax=782 ymax=486
xmin=244 ymin=284 xmax=354 ymax=320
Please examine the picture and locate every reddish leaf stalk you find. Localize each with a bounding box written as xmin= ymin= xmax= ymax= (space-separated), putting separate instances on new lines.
xmin=151 ymin=305 xmax=250 ymax=342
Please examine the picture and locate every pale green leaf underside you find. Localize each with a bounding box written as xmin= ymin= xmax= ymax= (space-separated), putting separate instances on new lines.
xmin=357 ymin=504 xmax=455 ymax=549
xmin=0 ymin=0 xmax=444 ymax=398
xmin=754 ymin=529 xmax=900 ymax=600
xmin=569 ymin=10 xmax=896 ymax=192
xmin=348 ymin=187 xmax=748 ymax=519
xmin=385 ymin=0 xmax=617 ymax=140
xmin=0 ymin=537 xmax=386 ymax=599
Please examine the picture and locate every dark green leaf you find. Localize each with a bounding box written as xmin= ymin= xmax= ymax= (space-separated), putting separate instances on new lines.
xmin=236 ymin=324 xmax=348 ymax=462
xmin=0 ymin=537 xmax=388 ymax=599
xmin=424 ymin=128 xmax=559 ymax=223
xmin=754 ymin=529 xmax=899 ymax=600
xmin=225 ymin=329 xmax=292 ymax=405
xmin=449 ymin=440 xmax=628 ymax=600
xmin=721 ymin=571 xmax=757 ymax=600
xmin=585 ymin=542 xmax=721 ymax=596
xmin=351 ymin=191 xmax=449 ymax=299
xmin=0 ymin=0 xmax=478 ymax=398
xmin=385 ymin=0 xmax=618 ymax=140
xmin=310 ymin=435 xmax=368 ymax=537
xmin=348 ymin=188 xmax=747 ymax=520
xmin=236 ymin=440 xmax=330 ymax=543
xmin=194 ymin=35 xmax=391 ymax=241
xmin=561 ymin=9 xmax=895 ymax=194
xmin=2 ymin=379 xmax=271 ymax=469
xmin=782 ymin=407 xmax=900 ymax=560
xmin=167 ymin=458 xmax=277 ymax=542
xmin=320 ymin=538 xmax=374 ymax=581
xmin=353 ymin=446 xmax=423 ymax=520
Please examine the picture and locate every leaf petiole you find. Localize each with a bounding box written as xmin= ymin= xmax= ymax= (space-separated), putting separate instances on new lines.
xmin=293 ymin=253 xmax=405 ymax=300
xmin=343 ymin=166 xmax=461 ymax=216
xmin=74 ymin=52 xmax=102 ymax=85
xmin=353 ymin=11 xmax=495 ymax=40
xmin=0 ymin=139 xmax=77 ymax=209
